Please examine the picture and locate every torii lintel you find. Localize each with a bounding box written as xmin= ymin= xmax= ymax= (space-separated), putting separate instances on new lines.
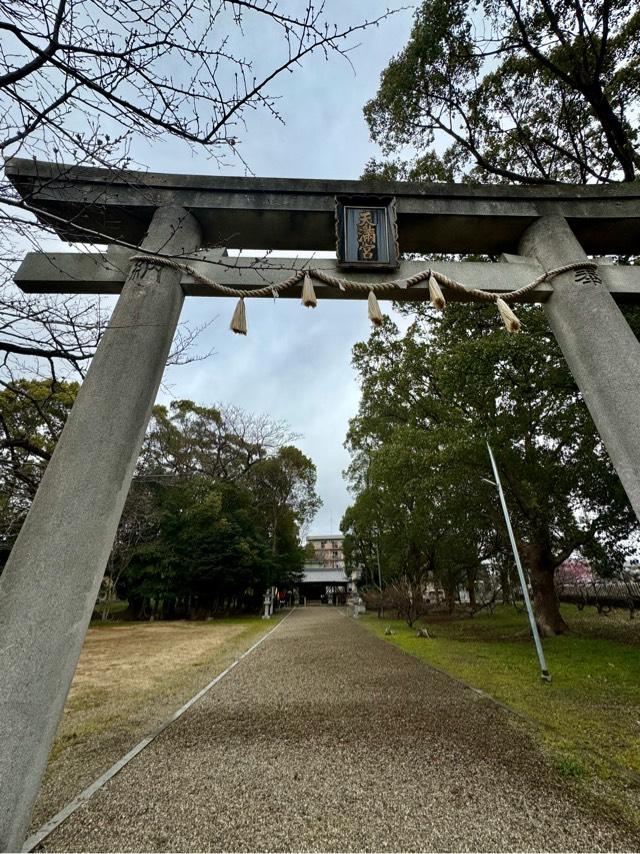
xmin=12 ymin=249 xmax=640 ymax=303
xmin=6 ymin=156 xmax=640 ymax=255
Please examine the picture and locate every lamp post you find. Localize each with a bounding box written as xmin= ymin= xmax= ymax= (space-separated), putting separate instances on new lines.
xmin=485 ymin=443 xmax=551 ymax=682
xmin=375 ymin=535 xmax=384 ymax=618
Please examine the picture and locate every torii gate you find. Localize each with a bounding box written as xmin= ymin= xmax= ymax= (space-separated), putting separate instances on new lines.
xmin=2 ymin=157 xmax=640 ymax=849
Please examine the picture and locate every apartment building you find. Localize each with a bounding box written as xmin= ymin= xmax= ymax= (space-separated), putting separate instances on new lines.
xmin=306 ymin=534 xmax=345 ymax=570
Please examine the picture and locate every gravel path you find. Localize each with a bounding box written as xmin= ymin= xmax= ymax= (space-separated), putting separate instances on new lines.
xmin=37 ymin=607 xmax=638 ymax=852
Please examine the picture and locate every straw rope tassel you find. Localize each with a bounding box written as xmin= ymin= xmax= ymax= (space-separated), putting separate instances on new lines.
xmin=230 ymin=297 xmax=247 ymax=335
xmin=368 ymin=290 xmax=384 ymax=327
xmin=496 ymin=298 xmax=521 ymax=333
xmin=428 ymin=273 xmax=446 ymax=310
xmin=132 ymin=253 xmax=595 ymax=338
xmin=301 ymin=272 xmax=317 ymax=307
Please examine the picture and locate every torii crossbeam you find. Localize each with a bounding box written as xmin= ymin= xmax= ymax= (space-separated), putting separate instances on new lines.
xmin=2 ymin=158 xmax=640 ymax=850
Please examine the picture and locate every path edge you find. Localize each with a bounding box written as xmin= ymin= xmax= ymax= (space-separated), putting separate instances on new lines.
xmin=352 ymin=611 xmax=640 ymax=786
xmin=22 ymin=610 xmax=294 ymax=853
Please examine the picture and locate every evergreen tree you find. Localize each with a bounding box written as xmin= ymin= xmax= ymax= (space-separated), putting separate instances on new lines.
xmin=344 ymin=305 xmax=639 ymax=634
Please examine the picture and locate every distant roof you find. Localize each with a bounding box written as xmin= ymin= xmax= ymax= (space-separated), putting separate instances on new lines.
xmin=306 ymin=534 xmax=343 ymax=540
xmin=301 ymin=567 xmax=349 ymax=584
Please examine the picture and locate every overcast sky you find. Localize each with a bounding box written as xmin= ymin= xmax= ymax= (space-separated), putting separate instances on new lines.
xmin=145 ymin=3 xmax=417 ymax=536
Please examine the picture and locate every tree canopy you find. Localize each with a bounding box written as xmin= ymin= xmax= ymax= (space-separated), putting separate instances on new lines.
xmin=0 ymin=387 xmax=321 ymax=616
xmin=343 ymin=304 xmax=640 ymax=635
xmin=365 ymin=0 xmax=640 ymax=184
xmin=0 ymin=378 xmax=77 ymax=566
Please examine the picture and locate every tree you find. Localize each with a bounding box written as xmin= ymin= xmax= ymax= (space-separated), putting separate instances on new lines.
xmin=0 ymin=378 xmax=77 ymax=571
xmin=99 ymin=480 xmax=157 ymax=620
xmin=0 ymin=386 xmax=321 ymax=605
xmin=139 ymin=399 xmax=291 ymax=482
xmin=120 ymin=461 xmax=314 ymax=620
xmin=120 ymin=405 xmax=320 ymax=616
xmin=0 ymin=1 xmax=396 ymax=377
xmin=343 ymin=418 xmax=496 ymax=613
xmin=344 ymin=307 xmax=640 ymax=635
xmin=122 ymin=478 xmax=276 ymax=619
xmin=341 ymin=501 xmax=381 ymax=588
xmin=342 ymin=314 xmax=499 ymax=611
xmin=386 ymin=575 xmax=432 ymax=628
xmin=248 ymin=445 xmax=322 ymax=552
xmin=364 ymin=0 xmax=640 ymax=185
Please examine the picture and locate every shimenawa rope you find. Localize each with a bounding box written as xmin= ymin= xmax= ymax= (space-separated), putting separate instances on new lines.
xmin=128 ymin=254 xmax=599 ymax=336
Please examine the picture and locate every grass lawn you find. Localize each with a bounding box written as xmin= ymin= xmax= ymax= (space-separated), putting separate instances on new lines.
xmin=358 ymin=604 xmax=640 ymax=825
xmin=30 ymin=613 xmax=284 ymax=833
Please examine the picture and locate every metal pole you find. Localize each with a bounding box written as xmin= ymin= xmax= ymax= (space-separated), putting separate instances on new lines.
xmin=0 ymin=207 xmax=201 ymax=851
xmin=486 ymin=443 xmax=551 ymax=682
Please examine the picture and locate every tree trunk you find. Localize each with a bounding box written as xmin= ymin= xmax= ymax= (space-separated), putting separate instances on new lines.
xmin=527 ymin=543 xmax=568 ymax=636
xmin=582 ymin=83 xmax=639 ymax=181
xmin=445 ymin=585 xmax=455 ymax=616
xmin=407 ymin=539 xmax=421 ymax=577
xmin=272 ymin=506 xmax=279 ymax=554
xmin=499 ymin=562 xmax=512 ymax=604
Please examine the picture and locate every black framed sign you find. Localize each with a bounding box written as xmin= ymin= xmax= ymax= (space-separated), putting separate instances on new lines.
xmin=335 ymin=196 xmax=399 ymax=270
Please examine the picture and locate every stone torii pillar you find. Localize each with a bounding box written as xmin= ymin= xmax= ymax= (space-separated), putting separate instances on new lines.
xmin=0 ymin=206 xmax=201 ymax=851
xmin=518 ymin=216 xmax=640 ymax=513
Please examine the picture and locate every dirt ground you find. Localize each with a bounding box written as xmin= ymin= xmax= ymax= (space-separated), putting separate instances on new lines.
xmin=29 ymin=616 xmax=276 ymax=833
